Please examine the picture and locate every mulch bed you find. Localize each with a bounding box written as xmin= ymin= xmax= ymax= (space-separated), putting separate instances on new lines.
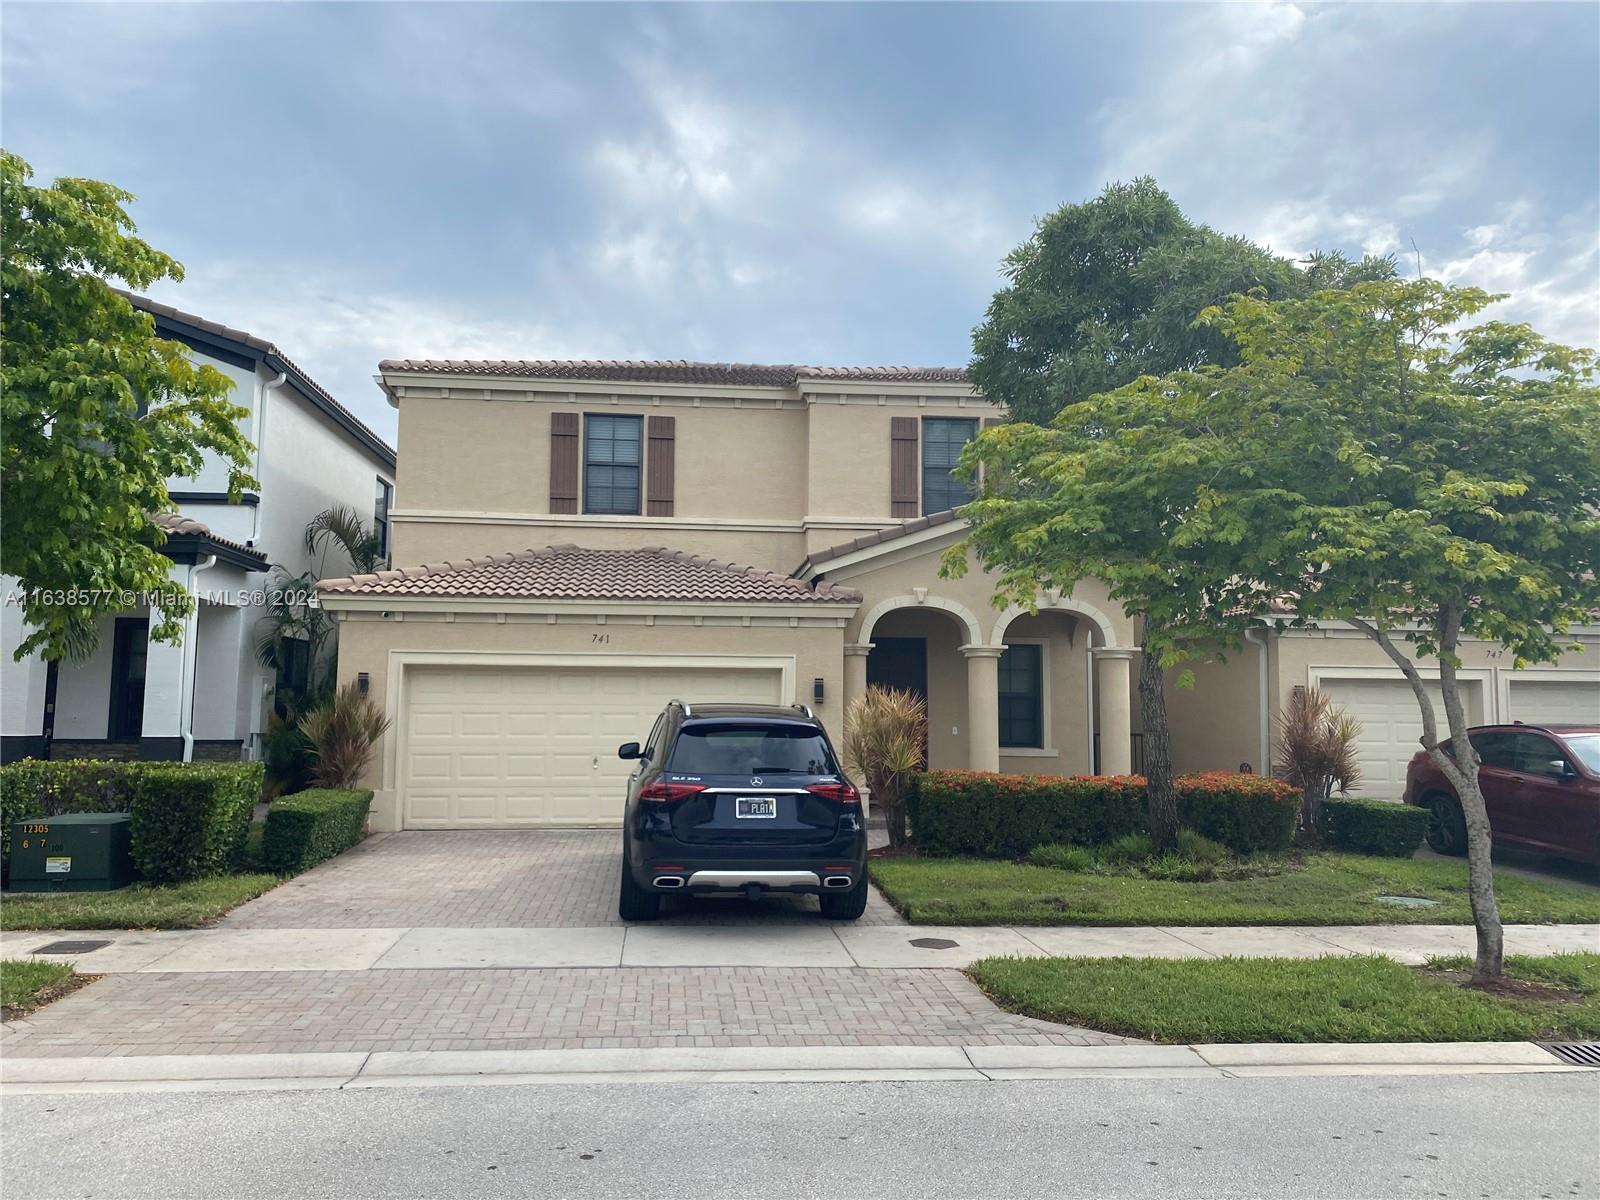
xmin=1424 ymin=967 xmax=1586 ymax=1006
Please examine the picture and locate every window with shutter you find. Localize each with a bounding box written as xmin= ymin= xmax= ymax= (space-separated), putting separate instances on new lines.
xmin=549 ymin=411 xmax=580 ymax=514
xmin=890 ymin=417 xmax=919 ymax=518
xmin=921 ymin=417 xmax=978 ymax=515
xmin=583 ymin=414 xmax=643 ymax=515
xmin=647 ymin=415 xmax=675 ymax=516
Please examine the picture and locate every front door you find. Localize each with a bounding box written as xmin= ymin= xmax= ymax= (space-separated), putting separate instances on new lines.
xmin=867 ymin=637 xmax=928 ymax=701
xmin=867 ymin=637 xmax=929 ymax=766
xmin=108 ymin=617 xmax=148 ymax=739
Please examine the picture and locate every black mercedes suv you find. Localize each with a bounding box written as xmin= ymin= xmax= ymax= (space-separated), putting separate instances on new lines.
xmin=617 ymin=701 xmax=869 ymax=921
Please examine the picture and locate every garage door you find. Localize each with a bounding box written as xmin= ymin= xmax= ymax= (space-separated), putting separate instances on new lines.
xmin=1507 ymin=678 xmax=1600 ymax=727
xmin=1319 ymin=676 xmax=1484 ymax=800
xmin=401 ymin=663 xmax=783 ymax=828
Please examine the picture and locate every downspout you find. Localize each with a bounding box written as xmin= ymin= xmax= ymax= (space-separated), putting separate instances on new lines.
xmin=1244 ymin=628 xmax=1271 ymax=773
xmin=179 ymin=554 xmax=218 ymax=762
xmin=250 ymin=369 xmax=289 ymax=546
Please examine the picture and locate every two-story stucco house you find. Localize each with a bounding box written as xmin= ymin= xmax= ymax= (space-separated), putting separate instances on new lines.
xmin=318 ymin=358 xmax=1599 ymax=833
xmin=1 ymin=297 xmax=397 ymax=765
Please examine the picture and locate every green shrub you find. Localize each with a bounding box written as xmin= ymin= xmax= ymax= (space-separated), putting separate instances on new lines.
xmin=908 ymin=770 xmax=1147 ymax=858
xmin=0 ymin=759 xmax=262 ymax=882
xmin=1100 ymin=831 xmax=1156 ymax=865
xmin=1175 ymin=830 xmax=1227 ymax=866
xmin=907 ymin=769 xmax=1299 ymax=858
xmin=260 ymin=789 xmax=372 ymax=874
xmin=1027 ymin=843 xmax=1096 ymax=872
xmin=1176 ymin=772 xmax=1299 ymax=855
xmin=1318 ymin=797 xmax=1427 ymax=858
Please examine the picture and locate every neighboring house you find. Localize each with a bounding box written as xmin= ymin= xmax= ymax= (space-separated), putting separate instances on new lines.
xmin=317 ymin=358 xmax=1600 ymax=832
xmin=1 ymin=296 xmax=397 ymax=764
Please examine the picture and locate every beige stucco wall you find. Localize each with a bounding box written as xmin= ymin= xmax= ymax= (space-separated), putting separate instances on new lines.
xmin=393 ymin=518 xmax=806 ymax=574
xmin=997 ymin=610 xmax=1094 ymax=776
xmin=333 ymin=612 xmax=847 ymax=831
xmin=1161 ymin=649 xmax=1268 ymax=775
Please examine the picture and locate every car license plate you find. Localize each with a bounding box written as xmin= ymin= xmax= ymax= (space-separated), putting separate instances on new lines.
xmin=736 ymin=796 xmax=777 ymax=819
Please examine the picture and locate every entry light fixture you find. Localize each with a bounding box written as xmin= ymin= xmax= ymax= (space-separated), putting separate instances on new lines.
xmin=813 ymin=677 xmax=825 ymax=706
xmin=357 ymin=672 xmax=370 ymax=697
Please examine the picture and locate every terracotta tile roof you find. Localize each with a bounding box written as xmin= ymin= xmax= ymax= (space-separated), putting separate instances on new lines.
xmin=150 ymin=512 xmax=268 ymax=568
xmin=377 ymin=359 xmax=970 ymax=387
xmin=122 ymin=293 xmax=396 ymax=469
xmin=803 ymin=509 xmax=966 ymax=569
xmin=317 ymin=545 xmax=862 ymax=604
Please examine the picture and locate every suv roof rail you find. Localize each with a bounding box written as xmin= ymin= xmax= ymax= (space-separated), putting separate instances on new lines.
xmin=792 ymin=703 xmax=814 ymax=719
xmin=668 ymin=698 xmax=692 ymax=717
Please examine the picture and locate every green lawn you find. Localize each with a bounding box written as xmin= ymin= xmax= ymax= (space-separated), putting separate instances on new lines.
xmin=869 ymin=852 xmax=1600 ymax=926
xmin=969 ymin=952 xmax=1600 ymax=1043
xmin=1 ymin=959 xmax=76 ymax=1014
xmin=0 ymin=874 xmax=281 ymax=930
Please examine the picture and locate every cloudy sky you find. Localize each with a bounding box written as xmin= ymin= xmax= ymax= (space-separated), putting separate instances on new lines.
xmin=5 ymin=2 xmax=1596 ymax=442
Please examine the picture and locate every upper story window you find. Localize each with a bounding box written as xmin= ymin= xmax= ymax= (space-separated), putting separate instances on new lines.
xmin=584 ymin=414 xmax=643 ymax=515
xmin=998 ymin=643 xmax=1043 ymax=749
xmin=374 ymin=477 xmax=393 ymax=564
xmin=922 ymin=417 xmax=978 ymax=515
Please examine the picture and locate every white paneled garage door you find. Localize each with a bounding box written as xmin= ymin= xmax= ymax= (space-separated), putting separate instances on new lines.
xmin=1319 ymin=676 xmax=1484 ymax=800
xmin=400 ymin=663 xmax=783 ymax=828
xmin=1507 ymin=678 xmax=1600 ymax=727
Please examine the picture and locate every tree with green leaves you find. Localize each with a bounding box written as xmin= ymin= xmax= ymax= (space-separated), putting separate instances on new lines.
xmin=960 ymin=177 xmax=1393 ymax=846
xmin=946 ymin=372 xmax=1281 ymax=850
xmin=1179 ymin=279 xmax=1600 ymax=979
xmin=964 ymin=276 xmax=1598 ymax=977
xmin=970 ymin=176 xmax=1394 ymax=426
xmin=2 ymin=149 xmax=256 ymax=661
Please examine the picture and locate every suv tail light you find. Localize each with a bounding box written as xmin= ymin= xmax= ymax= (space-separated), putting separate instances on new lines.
xmin=805 ymin=781 xmax=860 ymax=805
xmin=638 ymin=782 xmax=707 ymax=802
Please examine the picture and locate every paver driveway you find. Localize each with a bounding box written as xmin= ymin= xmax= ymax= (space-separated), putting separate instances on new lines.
xmin=223 ymin=830 xmax=905 ymax=929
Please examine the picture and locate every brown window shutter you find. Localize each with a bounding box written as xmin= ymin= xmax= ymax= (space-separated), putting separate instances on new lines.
xmin=647 ymin=415 xmax=676 ymax=516
xmin=890 ymin=417 xmax=919 ymax=518
xmin=549 ymin=411 xmax=579 ymax=514
xmin=982 ymin=417 xmax=1002 ymax=429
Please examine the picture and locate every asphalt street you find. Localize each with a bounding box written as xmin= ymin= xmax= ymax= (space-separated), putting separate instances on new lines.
xmin=3 ymin=1072 xmax=1597 ymax=1199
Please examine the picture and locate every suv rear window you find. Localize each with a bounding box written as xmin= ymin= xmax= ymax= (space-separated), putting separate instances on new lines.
xmin=667 ymin=723 xmax=837 ymax=776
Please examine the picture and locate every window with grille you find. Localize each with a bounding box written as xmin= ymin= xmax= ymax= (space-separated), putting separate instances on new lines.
xmin=583 ymin=414 xmax=643 ymax=515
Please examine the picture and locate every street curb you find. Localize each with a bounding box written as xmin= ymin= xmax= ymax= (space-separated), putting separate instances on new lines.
xmin=0 ymin=1042 xmax=1577 ymax=1095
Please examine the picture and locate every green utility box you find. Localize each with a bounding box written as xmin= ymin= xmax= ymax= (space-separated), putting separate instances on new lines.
xmin=9 ymin=814 xmax=134 ymax=892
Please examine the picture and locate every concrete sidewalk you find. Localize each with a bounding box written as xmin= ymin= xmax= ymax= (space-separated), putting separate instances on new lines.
xmin=5 ymin=922 xmax=1597 ymax=973
xmin=1 ymin=1040 xmax=1580 ymax=1096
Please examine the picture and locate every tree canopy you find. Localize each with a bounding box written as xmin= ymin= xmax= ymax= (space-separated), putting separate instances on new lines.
xmin=958 ymin=274 xmax=1599 ymax=974
xmin=1 ymin=149 xmax=256 ymax=661
xmin=970 ymin=177 xmax=1394 ymax=425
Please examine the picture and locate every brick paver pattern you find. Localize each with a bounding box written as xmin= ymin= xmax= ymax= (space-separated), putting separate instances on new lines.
xmin=0 ymin=967 xmax=1130 ymax=1056
xmin=223 ymin=831 xmax=905 ymax=929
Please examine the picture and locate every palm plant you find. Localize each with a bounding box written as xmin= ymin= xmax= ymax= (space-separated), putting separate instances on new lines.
xmin=298 ymin=680 xmax=392 ymax=790
xmin=254 ymin=565 xmax=334 ymax=705
xmin=1273 ymin=687 xmax=1363 ymax=831
xmin=843 ymin=686 xmax=929 ymax=849
xmin=304 ymin=505 xmax=384 ymax=576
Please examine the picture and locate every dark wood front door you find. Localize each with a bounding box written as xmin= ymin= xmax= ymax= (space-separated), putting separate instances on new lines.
xmin=108 ymin=617 xmax=148 ymax=739
xmin=867 ymin=637 xmax=928 ymax=701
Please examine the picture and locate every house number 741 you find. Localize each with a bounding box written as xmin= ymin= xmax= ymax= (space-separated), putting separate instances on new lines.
xmin=592 ymin=633 xmax=611 ymax=644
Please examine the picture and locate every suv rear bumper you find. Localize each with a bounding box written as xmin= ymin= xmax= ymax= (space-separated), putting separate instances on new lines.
xmin=630 ymin=831 xmax=867 ymax=894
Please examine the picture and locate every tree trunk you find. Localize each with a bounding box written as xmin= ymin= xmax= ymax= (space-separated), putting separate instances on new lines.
xmin=1137 ymin=640 xmax=1180 ymax=852
xmin=882 ymin=779 xmax=908 ymax=849
xmin=1438 ymin=642 xmax=1503 ymax=980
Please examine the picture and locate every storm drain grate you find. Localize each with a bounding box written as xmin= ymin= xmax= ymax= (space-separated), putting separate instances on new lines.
xmin=1543 ymin=1043 xmax=1600 ymax=1068
xmin=30 ymin=939 xmax=111 ymax=955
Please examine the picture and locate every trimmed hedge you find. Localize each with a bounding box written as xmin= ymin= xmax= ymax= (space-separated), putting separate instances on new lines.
xmin=1 ymin=759 xmax=262 ymax=882
xmin=908 ymin=771 xmax=1147 ymax=858
xmin=1318 ymin=797 xmax=1427 ymax=858
xmin=260 ymin=789 xmax=372 ymax=874
xmin=907 ymin=769 xmax=1298 ymax=858
xmin=1177 ymin=771 xmax=1300 ymax=856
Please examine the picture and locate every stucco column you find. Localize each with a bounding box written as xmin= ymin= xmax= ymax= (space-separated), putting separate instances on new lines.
xmin=843 ymin=642 xmax=874 ymax=709
xmin=1094 ymin=648 xmax=1136 ymax=776
xmin=961 ymin=644 xmax=1004 ymax=773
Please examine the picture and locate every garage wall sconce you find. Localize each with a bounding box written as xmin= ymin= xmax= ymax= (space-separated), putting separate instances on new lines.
xmin=357 ymin=672 xmax=370 ymax=697
xmin=813 ymin=677 xmax=825 ymax=706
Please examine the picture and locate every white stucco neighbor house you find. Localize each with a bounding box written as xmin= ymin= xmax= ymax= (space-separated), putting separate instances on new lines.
xmin=1 ymin=296 xmax=397 ymax=764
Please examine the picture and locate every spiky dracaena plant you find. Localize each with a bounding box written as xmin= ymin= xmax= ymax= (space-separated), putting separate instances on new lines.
xmin=298 ymin=681 xmax=392 ymax=790
xmin=1273 ymin=687 xmax=1363 ymax=831
xmin=843 ymin=686 xmax=928 ymax=849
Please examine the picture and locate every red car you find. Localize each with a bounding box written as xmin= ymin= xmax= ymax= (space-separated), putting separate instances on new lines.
xmin=1404 ymin=724 xmax=1600 ymax=866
